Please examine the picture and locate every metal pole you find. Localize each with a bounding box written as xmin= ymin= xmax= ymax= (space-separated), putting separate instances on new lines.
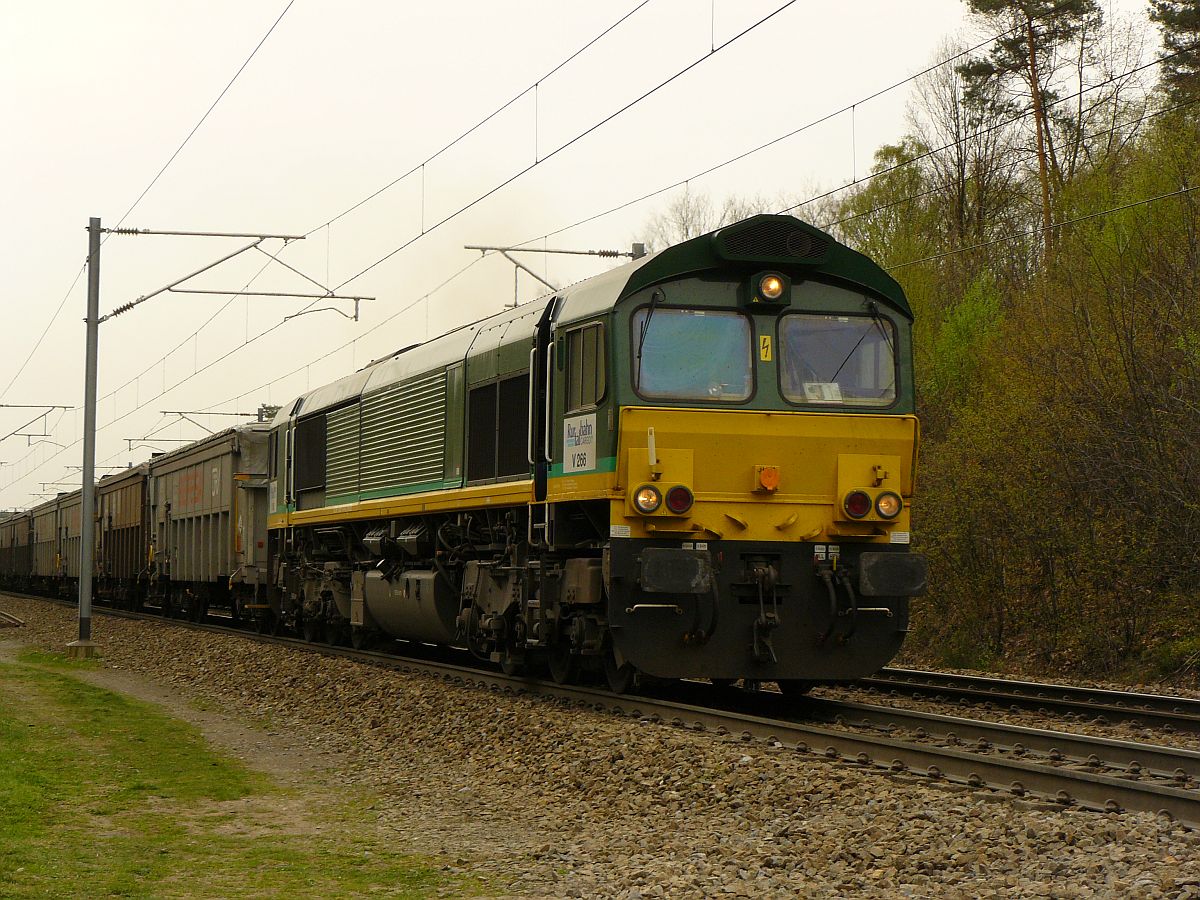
xmin=69 ymin=217 xmax=100 ymax=658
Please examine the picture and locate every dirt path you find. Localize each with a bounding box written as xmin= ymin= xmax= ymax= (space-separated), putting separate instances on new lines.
xmin=1 ymin=637 xmax=331 ymax=786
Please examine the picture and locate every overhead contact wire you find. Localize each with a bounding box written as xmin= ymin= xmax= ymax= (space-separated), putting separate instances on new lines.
xmin=0 ymin=4 xmax=666 ymax=499
xmin=886 ymin=185 xmax=1200 ymax=270
xmin=511 ymin=23 xmax=1020 ymax=247
xmin=826 ymin=92 xmax=1200 ymax=232
xmin=0 ymin=2 xmax=294 ymax=409
xmin=22 ymin=2 xmax=655 ymax=464
xmin=0 ymin=262 xmax=87 ymax=403
xmin=110 ymin=0 xmax=296 ymax=233
xmin=334 ymin=0 xmax=801 ymax=291
xmin=306 ymin=1 xmax=651 ymax=236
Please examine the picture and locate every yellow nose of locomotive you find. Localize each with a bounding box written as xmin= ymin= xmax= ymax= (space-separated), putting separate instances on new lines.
xmin=616 ymin=407 xmax=915 ymax=543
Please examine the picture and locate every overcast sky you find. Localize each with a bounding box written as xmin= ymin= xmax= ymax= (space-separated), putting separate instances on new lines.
xmin=0 ymin=0 xmax=1152 ymax=509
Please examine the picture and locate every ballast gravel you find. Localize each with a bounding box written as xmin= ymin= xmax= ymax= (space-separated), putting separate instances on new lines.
xmin=6 ymin=594 xmax=1200 ymax=899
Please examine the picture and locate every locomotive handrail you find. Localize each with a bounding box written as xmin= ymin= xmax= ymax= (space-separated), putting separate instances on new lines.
xmin=527 ymin=346 xmax=536 ymax=466
xmin=543 ymin=352 xmax=554 ymax=463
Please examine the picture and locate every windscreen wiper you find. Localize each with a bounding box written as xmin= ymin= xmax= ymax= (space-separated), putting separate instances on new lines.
xmin=830 ymin=300 xmax=892 ymax=382
xmin=635 ymin=288 xmax=663 ymax=387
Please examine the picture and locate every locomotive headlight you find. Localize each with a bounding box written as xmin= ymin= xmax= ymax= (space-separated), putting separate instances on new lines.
xmin=843 ymin=490 xmax=872 ymax=519
xmin=876 ymin=491 xmax=902 ymax=519
xmin=633 ymin=485 xmax=662 ymax=514
xmin=760 ymin=273 xmax=785 ymax=301
xmin=747 ymin=271 xmax=790 ymax=306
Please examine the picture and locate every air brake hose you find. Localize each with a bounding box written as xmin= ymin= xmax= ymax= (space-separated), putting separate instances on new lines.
xmin=837 ymin=569 xmax=860 ymax=642
xmin=817 ymin=568 xmax=838 ymax=644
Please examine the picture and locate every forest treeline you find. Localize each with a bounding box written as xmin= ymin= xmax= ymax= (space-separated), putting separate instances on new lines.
xmin=645 ymin=1 xmax=1200 ymax=680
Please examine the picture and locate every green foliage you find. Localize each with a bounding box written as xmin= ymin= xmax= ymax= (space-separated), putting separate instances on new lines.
xmin=923 ymin=271 xmax=1002 ymax=427
xmin=1150 ymin=633 xmax=1200 ymax=680
xmin=824 ymin=17 xmax=1200 ymax=679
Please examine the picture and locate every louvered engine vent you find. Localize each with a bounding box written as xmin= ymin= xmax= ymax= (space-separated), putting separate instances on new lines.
xmin=716 ymin=217 xmax=830 ymax=262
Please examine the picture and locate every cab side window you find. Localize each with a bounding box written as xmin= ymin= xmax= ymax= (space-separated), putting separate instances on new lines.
xmin=566 ymin=323 xmax=605 ymax=412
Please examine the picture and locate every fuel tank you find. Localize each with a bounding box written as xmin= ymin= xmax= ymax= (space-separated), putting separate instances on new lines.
xmin=361 ymin=569 xmax=458 ymax=644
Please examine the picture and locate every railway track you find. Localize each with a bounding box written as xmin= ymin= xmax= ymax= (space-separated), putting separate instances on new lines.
xmin=865 ymin=667 xmax=1200 ymax=734
xmin=9 ymin=591 xmax=1200 ymax=829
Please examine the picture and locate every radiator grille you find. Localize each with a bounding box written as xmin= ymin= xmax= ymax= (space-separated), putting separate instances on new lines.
xmin=359 ymin=370 xmax=447 ymax=494
xmin=325 ymin=405 xmax=361 ymax=499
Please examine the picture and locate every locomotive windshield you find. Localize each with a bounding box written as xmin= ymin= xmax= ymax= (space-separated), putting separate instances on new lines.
xmin=632 ymin=307 xmax=753 ymax=402
xmin=779 ymin=313 xmax=896 ymax=406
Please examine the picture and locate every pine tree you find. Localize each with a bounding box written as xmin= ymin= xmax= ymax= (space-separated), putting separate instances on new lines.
xmin=958 ymin=0 xmax=1102 ymax=253
xmin=1150 ymin=1 xmax=1200 ymax=102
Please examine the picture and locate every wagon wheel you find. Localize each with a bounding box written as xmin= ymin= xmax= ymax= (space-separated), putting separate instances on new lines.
xmin=547 ymin=642 xmax=578 ymax=685
xmin=603 ymin=646 xmax=636 ymax=694
xmin=254 ymin=611 xmax=275 ymax=636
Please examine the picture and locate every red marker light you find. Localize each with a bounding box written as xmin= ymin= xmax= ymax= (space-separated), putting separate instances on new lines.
xmin=843 ymin=490 xmax=871 ymax=519
xmin=665 ymin=485 xmax=694 ymax=514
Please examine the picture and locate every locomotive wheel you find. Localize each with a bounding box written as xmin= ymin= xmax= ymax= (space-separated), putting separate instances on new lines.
xmin=301 ymin=616 xmax=324 ymax=644
xmin=547 ymin=644 xmax=578 ymax=685
xmin=603 ymin=648 xmax=636 ymax=694
xmin=254 ymin=612 xmax=275 ymax=636
xmin=776 ymin=679 xmax=814 ymax=697
xmin=350 ymin=626 xmax=375 ymax=651
xmin=499 ymin=645 xmax=525 ymax=676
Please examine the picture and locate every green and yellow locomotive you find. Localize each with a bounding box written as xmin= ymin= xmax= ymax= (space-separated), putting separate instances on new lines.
xmin=265 ymin=214 xmax=926 ymax=691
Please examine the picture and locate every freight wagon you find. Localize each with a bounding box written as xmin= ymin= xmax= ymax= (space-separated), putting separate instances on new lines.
xmin=146 ymin=423 xmax=271 ymax=621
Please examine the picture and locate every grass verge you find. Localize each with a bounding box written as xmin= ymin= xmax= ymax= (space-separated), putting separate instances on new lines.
xmin=0 ymin=648 xmax=484 ymax=898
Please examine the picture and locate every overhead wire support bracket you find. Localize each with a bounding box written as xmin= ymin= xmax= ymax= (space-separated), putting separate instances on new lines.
xmin=465 ymin=243 xmax=646 ymax=260
xmin=124 ymin=437 xmax=195 ymax=451
xmin=98 ymin=226 xmax=369 ymax=323
xmin=465 ymin=242 xmax=646 ymax=307
xmin=101 ymin=228 xmax=305 ymax=240
xmin=100 ymin=238 xmax=271 ymax=322
xmin=487 ymin=250 xmax=558 ymax=292
xmin=167 ymin=288 xmax=373 ymax=303
xmin=159 ymin=409 xmax=257 ymax=417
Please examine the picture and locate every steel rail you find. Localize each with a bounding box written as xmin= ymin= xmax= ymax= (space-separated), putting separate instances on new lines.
xmin=866 ymin=668 xmax=1200 ymax=733
xmin=9 ymin=592 xmax=1200 ymax=829
xmin=793 ymin=696 xmax=1200 ymax=784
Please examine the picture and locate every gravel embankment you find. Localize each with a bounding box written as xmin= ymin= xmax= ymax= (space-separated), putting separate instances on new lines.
xmin=5 ymin=594 xmax=1200 ymax=899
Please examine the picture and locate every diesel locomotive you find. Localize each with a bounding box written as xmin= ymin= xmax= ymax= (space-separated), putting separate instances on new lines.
xmin=0 ymin=214 xmax=925 ymax=693
xmin=264 ymin=214 xmax=926 ymax=691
